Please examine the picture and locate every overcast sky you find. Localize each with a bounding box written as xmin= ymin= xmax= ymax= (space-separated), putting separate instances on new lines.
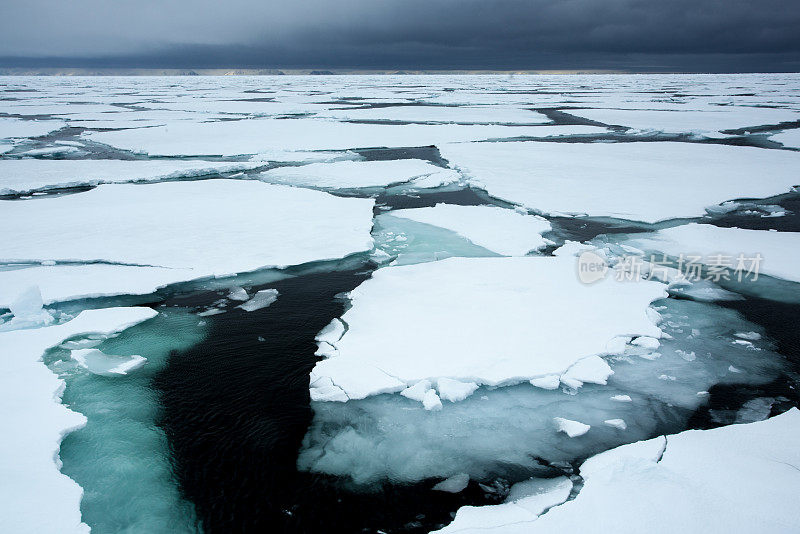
xmin=1 ymin=0 xmax=799 ymax=71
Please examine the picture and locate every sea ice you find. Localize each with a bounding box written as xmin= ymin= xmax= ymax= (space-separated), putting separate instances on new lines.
xmin=554 ymin=417 xmax=591 ymax=437
xmin=85 ymin=118 xmax=603 ymax=156
xmin=432 ymin=473 xmax=470 ymax=493
xmin=0 ymin=180 xmax=375 ymax=278
xmin=259 ymin=159 xmax=458 ymax=190
xmin=389 ymin=204 xmax=552 ymax=255
xmin=623 ymin=223 xmax=800 ymax=283
xmin=433 ymin=476 xmax=573 ymax=534
xmin=771 ymin=128 xmax=800 ymax=149
xmin=70 ymin=348 xmax=147 ymax=376
xmin=0 ymin=264 xmax=195 ymax=309
xmin=566 ymin=107 xmax=800 ymax=137
xmin=443 ymin=408 xmax=800 ymax=533
xmin=0 ymin=117 xmax=65 ymax=139
xmin=310 ymin=255 xmax=665 ymax=401
xmin=439 ymin=142 xmax=800 ymax=223
xmin=0 ymin=159 xmax=266 ymax=195
xmin=237 ymin=289 xmax=279 ymax=312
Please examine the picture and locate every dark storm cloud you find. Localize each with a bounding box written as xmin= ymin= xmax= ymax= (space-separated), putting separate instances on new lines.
xmin=1 ymin=0 xmax=799 ymax=71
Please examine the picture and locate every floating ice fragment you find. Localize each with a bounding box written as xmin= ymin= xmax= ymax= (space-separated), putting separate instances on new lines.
xmin=631 ymin=336 xmax=660 ymax=350
xmin=400 ymin=380 xmax=433 ymax=402
xmin=70 ymin=349 xmax=147 ymax=376
xmin=553 ymin=417 xmax=590 ymax=437
xmin=529 ymin=375 xmax=560 ymax=390
xmin=560 ymin=356 xmax=614 ymax=387
xmin=237 ymin=289 xmax=279 ymax=312
xmin=437 ymin=378 xmax=479 ymax=402
xmin=604 ymin=419 xmax=627 ymax=430
xmin=611 ymin=395 xmax=632 ymax=402
xmin=422 ymin=389 xmax=443 ymax=411
xmin=432 ymin=473 xmax=470 ymax=493
xmin=227 ymin=287 xmax=249 ymax=301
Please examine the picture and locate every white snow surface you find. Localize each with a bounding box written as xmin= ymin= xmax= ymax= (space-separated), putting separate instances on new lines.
xmin=433 ymin=477 xmax=574 ymax=534
xmin=310 ymin=255 xmax=665 ymax=401
xmin=0 ymin=180 xmax=375 ymax=278
xmin=390 ymin=204 xmax=552 ymax=255
xmin=0 ymin=307 xmax=157 ymax=534
xmin=0 ymin=159 xmax=266 ymax=194
xmin=439 ymin=142 xmax=800 ymax=223
xmin=440 ymin=408 xmax=800 ymax=533
xmin=0 ymin=264 xmax=195 ymax=309
xmin=0 ymin=117 xmax=65 ymax=139
xmin=567 ymin=107 xmax=800 ymax=137
xmin=85 ymin=118 xmax=603 ymax=156
xmin=771 ymin=128 xmax=800 ymax=148
xmin=624 ymin=224 xmax=800 ymax=283
xmin=260 ymin=159 xmax=458 ymax=189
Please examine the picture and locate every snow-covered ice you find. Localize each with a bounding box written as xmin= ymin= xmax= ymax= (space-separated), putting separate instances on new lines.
xmin=237 ymin=289 xmax=279 ymax=312
xmin=0 ymin=159 xmax=266 ymax=195
xmin=309 ymin=255 xmax=666 ymax=401
xmin=433 ymin=477 xmax=573 ymax=534
xmin=437 ymin=408 xmax=800 ymax=533
xmin=439 ymin=142 xmax=800 ymax=223
xmin=259 ymin=159 xmax=458 ymax=190
xmin=771 ymin=128 xmax=800 ymax=149
xmin=389 ymin=204 xmax=552 ymax=255
xmin=0 ymin=307 xmax=157 ymax=534
xmin=0 ymin=180 xmax=375 ymax=277
xmin=624 ymin=223 xmax=800 ymax=283
xmin=0 ymin=117 xmax=65 ymax=139
xmin=85 ymin=118 xmax=603 ymax=156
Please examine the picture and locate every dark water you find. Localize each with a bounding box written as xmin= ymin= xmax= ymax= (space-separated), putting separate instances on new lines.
xmin=153 ymin=264 xmax=492 ymax=533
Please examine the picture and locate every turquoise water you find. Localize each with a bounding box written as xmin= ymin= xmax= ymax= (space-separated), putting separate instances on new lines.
xmin=45 ymin=309 xmax=206 ymax=534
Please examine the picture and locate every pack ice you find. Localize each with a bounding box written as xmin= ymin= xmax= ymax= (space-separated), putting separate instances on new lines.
xmin=0 ymin=180 xmax=374 ymax=306
xmin=439 ymin=142 xmax=800 ymax=223
xmin=309 ymin=255 xmax=666 ymax=402
xmin=0 ymin=159 xmax=267 ymax=195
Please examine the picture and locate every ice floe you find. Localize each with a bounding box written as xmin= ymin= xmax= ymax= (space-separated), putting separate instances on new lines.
xmin=0 ymin=306 xmax=157 ymax=534
xmin=623 ymin=223 xmax=800 ymax=283
xmin=0 ymin=159 xmax=266 ymax=195
xmin=0 ymin=180 xmax=375 ymax=278
xmin=309 ymin=255 xmax=666 ymax=401
xmin=433 ymin=476 xmax=573 ymax=534
xmin=439 ymin=142 xmax=800 ymax=223
xmin=237 ymin=288 xmax=279 ymax=312
xmin=771 ymin=128 xmax=800 ymax=149
xmin=259 ymin=159 xmax=458 ymax=190
xmin=389 ymin=204 xmax=552 ymax=255
xmin=85 ymin=118 xmax=603 ymax=156
xmin=437 ymin=408 xmax=800 ymax=533
xmin=566 ymin=107 xmax=800 ymax=137
xmin=0 ymin=117 xmax=66 ymax=139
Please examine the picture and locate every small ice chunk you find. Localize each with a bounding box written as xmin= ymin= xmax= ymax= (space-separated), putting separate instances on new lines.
xmin=554 ymin=417 xmax=590 ymax=437
xmin=530 ymin=375 xmax=561 ymax=390
xmin=437 ymin=378 xmax=479 ymax=402
xmin=728 ymin=365 xmax=742 ymax=373
xmin=197 ymin=308 xmax=225 ymax=317
xmin=631 ymin=336 xmax=660 ymax=350
xmin=70 ymin=348 xmax=147 ymax=376
xmin=432 ymin=473 xmax=470 ymax=493
xmin=314 ymin=341 xmax=338 ymax=359
xmin=401 ymin=379 xmax=433 ymax=402
xmin=605 ymin=336 xmax=632 ymax=355
xmin=423 ymin=389 xmax=443 ymax=411
xmin=316 ymin=318 xmax=346 ymax=345
xmin=227 ymin=286 xmax=249 ymax=301
xmin=735 ymin=331 xmax=761 ymax=341
xmin=2 ymin=286 xmax=54 ymax=330
xmin=611 ymin=394 xmax=633 ymax=402
xmin=560 ymin=355 xmax=614 ymax=386
xmin=604 ymin=419 xmax=627 ymax=430
xmin=238 ymin=289 xmax=279 ymax=312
